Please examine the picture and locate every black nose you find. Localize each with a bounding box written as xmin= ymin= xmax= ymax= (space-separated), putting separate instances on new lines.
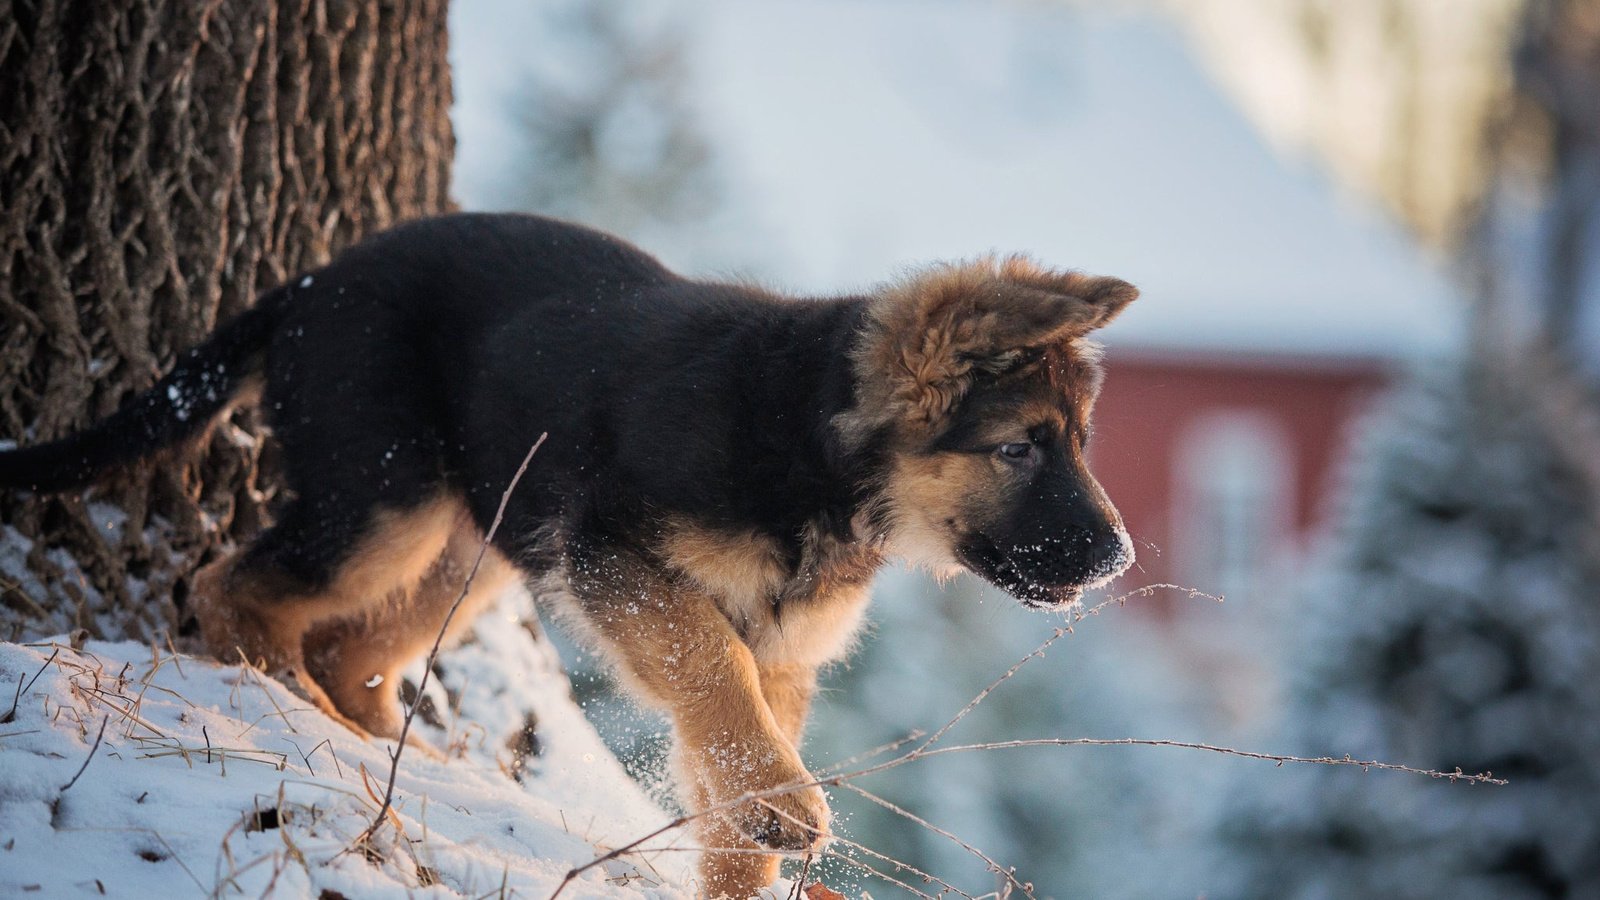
xmin=1006 ymin=526 xmax=1131 ymax=586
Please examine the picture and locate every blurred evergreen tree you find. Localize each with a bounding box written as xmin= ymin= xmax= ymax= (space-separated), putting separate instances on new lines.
xmin=1208 ymin=346 xmax=1600 ymax=899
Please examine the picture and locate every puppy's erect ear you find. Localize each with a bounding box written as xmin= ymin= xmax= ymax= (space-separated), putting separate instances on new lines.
xmin=995 ymin=255 xmax=1138 ymax=339
xmin=841 ymin=255 xmax=1138 ymax=438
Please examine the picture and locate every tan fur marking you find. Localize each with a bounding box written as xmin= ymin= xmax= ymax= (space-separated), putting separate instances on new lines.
xmin=304 ymin=521 xmax=520 ymax=738
xmin=661 ymin=520 xmax=875 ymax=668
xmin=743 ymin=582 xmax=872 ymax=668
xmin=758 ymin=662 xmax=817 ymax=745
xmin=193 ymin=495 xmax=471 ymax=737
xmin=972 ymin=399 xmax=1068 ymax=446
xmin=881 ymin=452 xmax=993 ymax=575
xmin=688 ymin=660 xmax=818 ymax=898
xmin=661 ymin=521 xmax=787 ymax=612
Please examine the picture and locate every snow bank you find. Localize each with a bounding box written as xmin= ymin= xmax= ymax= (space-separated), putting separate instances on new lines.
xmin=0 ymin=591 xmax=702 ymax=898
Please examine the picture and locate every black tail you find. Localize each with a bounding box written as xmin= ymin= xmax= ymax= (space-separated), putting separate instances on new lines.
xmin=0 ymin=285 xmax=292 ymax=493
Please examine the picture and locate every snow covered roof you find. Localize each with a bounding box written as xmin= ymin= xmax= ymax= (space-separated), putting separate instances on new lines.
xmin=451 ymin=0 xmax=1465 ymax=359
xmin=680 ymin=0 xmax=1464 ymax=358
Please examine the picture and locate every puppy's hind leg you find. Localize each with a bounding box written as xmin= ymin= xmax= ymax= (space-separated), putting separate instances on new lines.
xmin=192 ymin=493 xmax=460 ymax=737
xmin=303 ymin=518 xmax=520 ymax=740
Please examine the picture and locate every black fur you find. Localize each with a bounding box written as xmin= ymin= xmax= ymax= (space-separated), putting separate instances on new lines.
xmin=0 ymin=287 xmax=289 ymax=492
xmin=0 ymin=213 xmax=885 ymax=587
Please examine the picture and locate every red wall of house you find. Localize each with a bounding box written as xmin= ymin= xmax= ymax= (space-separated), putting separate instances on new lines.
xmin=1087 ymin=348 xmax=1389 ymax=597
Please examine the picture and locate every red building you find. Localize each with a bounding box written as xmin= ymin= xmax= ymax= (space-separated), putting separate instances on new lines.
xmin=1091 ymin=347 xmax=1391 ymax=611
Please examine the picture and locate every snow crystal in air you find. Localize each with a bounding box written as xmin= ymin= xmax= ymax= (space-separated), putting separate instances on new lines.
xmin=166 ymin=384 xmax=190 ymax=421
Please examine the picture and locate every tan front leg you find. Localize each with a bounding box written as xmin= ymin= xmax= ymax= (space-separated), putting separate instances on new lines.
xmin=758 ymin=662 xmax=817 ymax=747
xmin=572 ymin=556 xmax=827 ymax=896
xmin=686 ymin=662 xmax=820 ymax=897
xmin=690 ymin=664 xmax=821 ymax=897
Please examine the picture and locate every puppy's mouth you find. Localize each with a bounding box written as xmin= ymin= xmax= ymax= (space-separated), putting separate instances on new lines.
xmin=955 ymin=533 xmax=1086 ymax=609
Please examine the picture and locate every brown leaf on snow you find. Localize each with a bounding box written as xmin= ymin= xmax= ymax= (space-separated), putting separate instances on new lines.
xmin=804 ymin=883 xmax=847 ymax=900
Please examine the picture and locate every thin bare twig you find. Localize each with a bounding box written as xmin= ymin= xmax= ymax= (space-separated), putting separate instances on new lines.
xmin=788 ymin=851 xmax=814 ymax=900
xmin=817 ymin=729 xmax=925 ymax=776
xmin=840 ymin=782 xmax=1034 ymax=898
xmin=908 ymin=738 xmax=1508 ymax=785
xmin=355 ymin=434 xmax=546 ymax=848
xmin=549 ymin=810 xmax=699 ymax=899
xmin=917 ymin=584 xmax=1220 ymax=753
xmin=60 ymin=714 xmax=110 ymax=792
xmin=761 ymin=799 xmax=976 ymax=899
xmin=548 ymin=584 xmax=1209 ymax=898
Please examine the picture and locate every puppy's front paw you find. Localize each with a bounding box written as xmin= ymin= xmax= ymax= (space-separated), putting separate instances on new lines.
xmin=731 ymin=774 xmax=830 ymax=851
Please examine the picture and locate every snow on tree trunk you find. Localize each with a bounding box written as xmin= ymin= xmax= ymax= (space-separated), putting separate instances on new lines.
xmin=1206 ymin=346 xmax=1600 ymax=899
xmin=0 ymin=0 xmax=454 ymax=642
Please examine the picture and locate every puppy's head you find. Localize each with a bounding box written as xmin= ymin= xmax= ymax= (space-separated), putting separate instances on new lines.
xmin=840 ymin=256 xmax=1137 ymax=608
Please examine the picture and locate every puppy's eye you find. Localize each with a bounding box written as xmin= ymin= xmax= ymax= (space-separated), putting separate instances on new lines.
xmin=998 ymin=442 xmax=1033 ymax=461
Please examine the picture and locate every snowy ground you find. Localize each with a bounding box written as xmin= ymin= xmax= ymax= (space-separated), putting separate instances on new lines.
xmin=0 ymin=591 xmax=714 ymax=899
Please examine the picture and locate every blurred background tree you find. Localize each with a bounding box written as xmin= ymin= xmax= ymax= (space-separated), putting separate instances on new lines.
xmin=1174 ymin=0 xmax=1600 ymax=366
xmin=501 ymin=0 xmax=717 ymax=258
xmin=1172 ymin=1 xmax=1600 ymax=896
xmin=1205 ymin=349 xmax=1600 ymax=898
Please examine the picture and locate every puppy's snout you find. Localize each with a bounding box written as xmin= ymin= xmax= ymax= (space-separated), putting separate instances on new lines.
xmin=1079 ymin=527 xmax=1133 ymax=583
xmin=1008 ymin=526 xmax=1132 ymax=587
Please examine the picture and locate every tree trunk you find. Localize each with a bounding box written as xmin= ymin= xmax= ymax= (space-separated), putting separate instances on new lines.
xmin=1507 ymin=0 xmax=1600 ymax=360
xmin=0 ymin=0 xmax=454 ymax=642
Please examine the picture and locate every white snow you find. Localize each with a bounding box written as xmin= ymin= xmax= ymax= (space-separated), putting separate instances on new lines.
xmin=0 ymin=591 xmax=702 ymax=898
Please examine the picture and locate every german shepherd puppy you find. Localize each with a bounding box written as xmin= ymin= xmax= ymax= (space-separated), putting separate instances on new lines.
xmin=0 ymin=213 xmax=1136 ymax=896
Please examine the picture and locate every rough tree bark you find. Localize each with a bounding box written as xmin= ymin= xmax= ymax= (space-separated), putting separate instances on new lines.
xmin=0 ymin=0 xmax=454 ymax=642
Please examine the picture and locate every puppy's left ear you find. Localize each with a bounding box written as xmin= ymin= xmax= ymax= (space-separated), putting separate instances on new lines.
xmin=995 ymin=256 xmax=1138 ymax=341
xmin=843 ymin=256 xmax=1139 ymax=437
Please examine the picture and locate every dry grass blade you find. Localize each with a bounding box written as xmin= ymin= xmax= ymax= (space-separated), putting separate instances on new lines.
xmin=355 ymin=434 xmax=546 ymax=848
xmin=359 ymin=762 xmax=405 ymax=833
xmin=236 ymin=662 xmax=303 ymax=737
xmin=3 ymin=646 xmax=59 ymax=724
xmin=59 ymin=714 xmax=110 ymax=792
xmin=131 ymin=734 xmax=289 ymax=771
